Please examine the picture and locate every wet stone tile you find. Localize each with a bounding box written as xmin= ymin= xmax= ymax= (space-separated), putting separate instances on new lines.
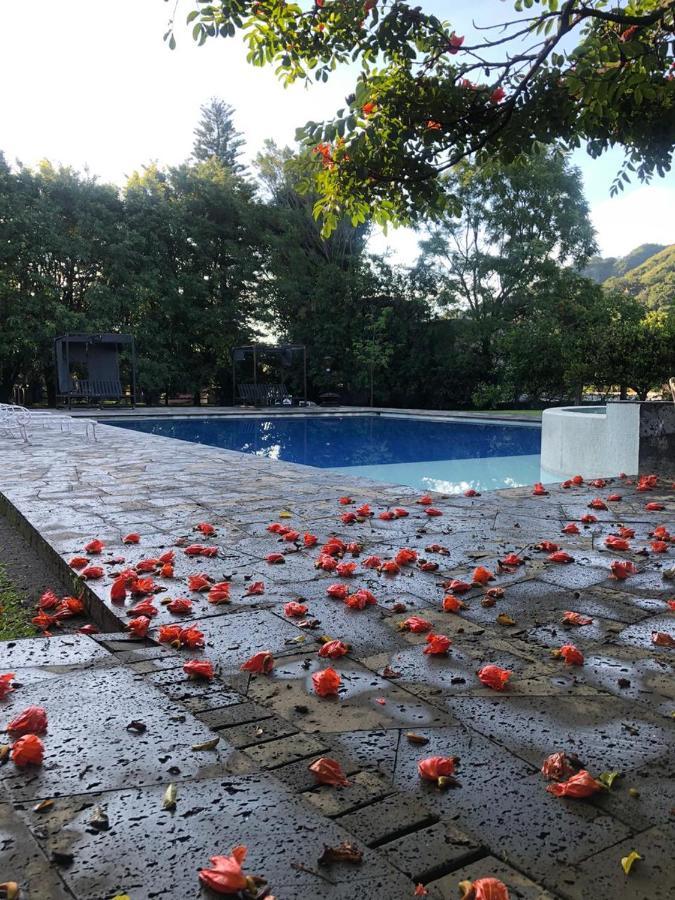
xmin=551 ymin=823 xmax=675 ymax=900
xmin=328 ymin=729 xmax=402 ymax=780
xmin=428 ymin=854 xmax=557 ymax=900
xmin=614 ymin=613 xmax=675 ymax=652
xmin=338 ymin=791 xmax=438 ymax=847
xmin=444 ymin=695 xmax=674 ymax=832
xmin=381 ymin=820 xmax=482 ymax=883
xmin=303 ymin=768 xmax=395 ymax=817
xmin=16 ymin=774 xmax=415 ymax=900
xmin=243 ymin=732 xmax=330 ymax=768
xmin=0 ymin=801 xmax=73 ymax=899
xmin=391 ymin=725 xmax=631 ymax=884
xmin=0 ymin=634 xmax=112 ymax=670
xmin=576 ymin=647 xmax=675 ymax=715
xmin=246 ymin=654 xmax=454 ymax=733
xmin=0 ymin=667 xmax=244 ymax=802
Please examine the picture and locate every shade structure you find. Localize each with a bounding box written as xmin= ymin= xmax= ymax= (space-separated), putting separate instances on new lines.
xmin=231 ymin=343 xmax=307 ymax=406
xmin=54 ymin=333 xmax=136 ymax=407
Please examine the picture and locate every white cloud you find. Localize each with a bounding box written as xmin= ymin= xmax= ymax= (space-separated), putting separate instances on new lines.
xmin=590 ymin=185 xmax=675 ymax=258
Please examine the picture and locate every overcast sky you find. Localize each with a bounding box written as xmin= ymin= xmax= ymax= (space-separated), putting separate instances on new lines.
xmin=1 ymin=0 xmax=673 ymax=261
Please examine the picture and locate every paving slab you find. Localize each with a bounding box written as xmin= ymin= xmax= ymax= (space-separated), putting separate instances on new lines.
xmin=246 ymin=653 xmax=455 ymax=733
xmin=0 ymin=634 xmax=112 ymax=671
xmin=0 ymin=801 xmax=73 ymax=899
xmin=390 ymin=725 xmax=632 ymax=884
xmin=444 ymin=694 xmax=675 ymax=831
xmin=428 ymin=854 xmax=558 ymax=899
xmin=0 ymin=666 xmax=248 ymax=802
xmin=13 ymin=773 xmax=416 ymax=900
xmin=381 ymin=820 xmax=483 ymax=883
xmin=337 ymin=791 xmax=439 ymax=846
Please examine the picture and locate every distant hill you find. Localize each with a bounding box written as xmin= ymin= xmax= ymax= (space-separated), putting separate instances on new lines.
xmin=583 ymin=243 xmax=666 ymax=283
xmin=605 ymin=244 xmax=675 ymax=311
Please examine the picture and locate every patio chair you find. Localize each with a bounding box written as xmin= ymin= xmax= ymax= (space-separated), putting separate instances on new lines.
xmin=0 ymin=404 xmax=97 ymax=441
xmin=0 ymin=406 xmax=28 ymax=442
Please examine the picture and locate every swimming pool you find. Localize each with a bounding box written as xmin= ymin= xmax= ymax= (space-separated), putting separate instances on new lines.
xmin=107 ymin=414 xmax=546 ymax=493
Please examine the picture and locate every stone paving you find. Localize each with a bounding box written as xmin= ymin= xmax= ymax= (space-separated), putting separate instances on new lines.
xmin=0 ymin=419 xmax=673 ymax=899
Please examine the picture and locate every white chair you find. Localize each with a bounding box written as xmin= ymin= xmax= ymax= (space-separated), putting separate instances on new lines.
xmin=0 ymin=406 xmax=28 ymax=442
xmin=0 ymin=405 xmax=96 ymax=441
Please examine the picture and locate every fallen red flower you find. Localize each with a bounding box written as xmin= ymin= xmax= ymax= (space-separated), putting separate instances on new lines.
xmin=553 ymin=644 xmax=584 ymax=666
xmin=303 ymin=533 xmax=318 ymax=548
xmin=188 ymin=573 xmax=212 ymax=592
xmin=326 ymin=583 xmax=349 ymax=600
xmin=472 ymin=566 xmax=494 ymax=585
xmin=195 ymin=522 xmax=216 ymax=536
xmin=571 ymin=475 xmax=584 ymax=485
xmin=394 ymin=508 xmax=409 ymax=518
xmin=245 ymin=581 xmax=265 ymax=596
xmin=651 ymin=631 xmax=675 ymax=648
xmin=123 ymin=532 xmax=140 ymax=544
xmin=267 ymin=522 xmax=284 ymax=533
xmin=0 ymin=673 xmax=15 ymax=700
xmin=159 ymin=550 xmax=175 ymax=565
xmin=645 ymin=502 xmax=665 ymax=511
xmin=363 ymin=555 xmax=382 ymax=568
xmin=424 ymin=633 xmax=452 ymax=655
xmin=400 ymin=616 xmax=432 ymax=633
xmin=547 ymin=769 xmax=603 ymax=798
xmin=309 ymin=756 xmax=350 ymax=786
xmin=110 ymin=577 xmax=128 ymax=603
xmin=605 ymin=535 xmax=630 ymax=551
xmin=562 ymin=523 xmax=579 ymax=535
xmin=316 ymin=554 xmax=338 ymax=571
xmin=610 ymin=560 xmax=638 ymax=580
xmin=588 ymin=498 xmax=607 ymax=510
xmin=341 ymin=512 xmax=357 ymax=524
xmin=167 ymin=598 xmax=193 ymax=615
xmin=11 ymin=733 xmax=44 ymax=767
xmin=160 ymin=563 xmax=174 ymax=578
xmin=356 ymin=503 xmax=372 ymax=518
xmin=379 ymin=560 xmax=401 ymax=575
xmin=338 ymin=496 xmax=353 ymax=505
xmin=590 ymin=478 xmax=607 ymax=489
xmin=416 ymin=494 xmax=433 ymax=505
xmin=580 ymin=514 xmax=597 ymax=524
xmin=425 ymin=507 xmax=443 ymax=516
xmin=378 ymin=510 xmax=396 ymax=521
xmin=284 ymin=601 xmax=308 ymax=617
xmin=417 ymin=756 xmax=456 ymax=782
xmin=283 ymin=529 xmax=300 ymax=543
xmin=31 ymin=611 xmax=57 ymax=633
xmin=312 ymin=667 xmax=341 ymax=696
xmin=442 ymin=594 xmax=465 ymax=613
xmin=651 ymin=540 xmax=669 ymax=553
xmin=69 ymin=556 xmax=89 ymax=569
xmin=56 ymin=597 xmax=85 ymax=618
xmin=499 ymin=553 xmax=523 ymax=568
xmin=84 ymin=539 xmax=104 ymax=554
xmin=78 ymin=624 xmax=99 ymax=635
xmin=485 ymin=586 xmax=505 ymax=600
xmin=135 ymin=558 xmax=160 ymax=573
xmin=38 ymin=590 xmax=60 ymax=610
xmin=395 ymin=548 xmax=418 ymax=566
xmin=536 ymin=541 xmax=559 ymax=553
xmin=240 ymin=651 xmax=275 ymax=674
xmin=459 ymin=876 xmax=509 ymax=900
xmin=344 ymin=588 xmax=377 ymax=609
xmin=477 ymin=664 xmax=511 ymax=691
xmin=345 ymin=541 xmax=362 ymax=555
xmin=446 ymin=579 xmax=471 ymax=594
xmin=319 ymin=639 xmax=349 ymax=659
xmin=198 ymin=846 xmax=249 ymax=895
xmin=548 ymin=551 xmax=574 ymax=564
xmin=541 ymin=751 xmax=576 ymax=781
xmin=464 ymin=488 xmax=480 ymax=497
xmin=207 ymin=582 xmax=231 ymax=604
xmin=7 ymin=706 xmax=48 ymax=736
xmin=607 ymin=493 xmax=622 ymax=502
xmin=180 ymin=626 xmax=204 ymax=649
xmin=127 ymin=616 xmax=151 ymax=638
xmin=532 ymin=482 xmax=548 ymax=496
xmin=562 ymin=611 xmax=593 ymax=626
xmin=336 ymin=561 xmax=357 ymax=577
xmin=184 ymin=659 xmax=214 ymax=680
xmin=266 ymin=553 xmax=286 ymax=565
xmin=157 ymin=624 xmax=183 ymax=645
xmin=130 ymin=576 xmax=156 ymax=595
xmin=81 ymin=566 xmax=104 ymax=580
xmin=650 ymin=525 xmax=670 ymax=540
xmin=127 ymin=598 xmax=158 ymax=617
xmin=419 ymin=561 xmax=439 ymax=572
xmin=184 ymin=544 xmax=218 ymax=557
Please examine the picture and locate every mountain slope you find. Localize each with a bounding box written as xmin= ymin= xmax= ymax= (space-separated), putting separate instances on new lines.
xmin=583 ymin=243 xmax=665 ymax=283
xmin=605 ymin=244 xmax=675 ymax=310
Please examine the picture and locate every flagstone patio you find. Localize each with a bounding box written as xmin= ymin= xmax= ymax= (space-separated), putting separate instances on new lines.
xmin=0 ymin=419 xmax=673 ymax=899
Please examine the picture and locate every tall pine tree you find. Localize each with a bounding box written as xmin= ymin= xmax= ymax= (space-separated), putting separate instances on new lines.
xmin=192 ymin=98 xmax=245 ymax=174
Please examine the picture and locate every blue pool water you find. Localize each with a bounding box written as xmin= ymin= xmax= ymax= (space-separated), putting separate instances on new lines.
xmin=107 ymin=414 xmax=545 ymax=493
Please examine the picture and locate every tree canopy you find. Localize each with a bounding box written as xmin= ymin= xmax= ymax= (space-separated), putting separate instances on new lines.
xmin=192 ymin=97 xmax=246 ymax=173
xmin=168 ymin=1 xmax=675 ymax=231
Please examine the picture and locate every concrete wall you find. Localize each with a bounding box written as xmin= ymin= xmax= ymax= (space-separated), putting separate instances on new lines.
xmin=639 ymin=402 xmax=675 ymax=478
xmin=541 ymin=403 xmax=640 ymax=478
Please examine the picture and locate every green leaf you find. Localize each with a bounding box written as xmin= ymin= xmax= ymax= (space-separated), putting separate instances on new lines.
xmin=598 ymin=771 xmax=621 ymax=790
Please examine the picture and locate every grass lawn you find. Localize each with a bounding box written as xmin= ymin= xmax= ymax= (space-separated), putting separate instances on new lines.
xmin=0 ymin=563 xmax=36 ymax=640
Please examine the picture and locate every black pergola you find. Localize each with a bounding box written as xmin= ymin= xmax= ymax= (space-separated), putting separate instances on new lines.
xmin=231 ymin=343 xmax=307 ymax=406
xmin=54 ymin=333 xmax=137 ymax=408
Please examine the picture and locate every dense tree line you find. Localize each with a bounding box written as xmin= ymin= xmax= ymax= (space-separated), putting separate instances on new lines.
xmin=0 ymin=101 xmax=673 ymax=408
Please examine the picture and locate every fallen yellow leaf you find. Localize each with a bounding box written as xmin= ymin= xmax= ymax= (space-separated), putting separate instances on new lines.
xmin=621 ymin=850 xmax=641 ymax=875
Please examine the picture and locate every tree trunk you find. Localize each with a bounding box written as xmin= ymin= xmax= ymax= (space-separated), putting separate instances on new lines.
xmin=619 ymin=384 xmax=627 ymax=400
